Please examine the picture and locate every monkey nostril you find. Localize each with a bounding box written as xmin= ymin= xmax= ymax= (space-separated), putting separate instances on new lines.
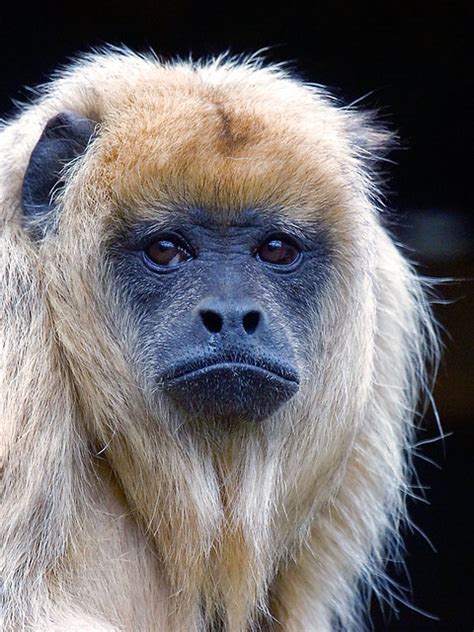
xmin=200 ymin=310 xmax=223 ymax=334
xmin=242 ymin=310 xmax=260 ymax=335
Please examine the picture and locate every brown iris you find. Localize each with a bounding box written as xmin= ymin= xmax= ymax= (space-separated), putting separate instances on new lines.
xmin=256 ymin=237 xmax=301 ymax=266
xmin=145 ymin=239 xmax=192 ymax=267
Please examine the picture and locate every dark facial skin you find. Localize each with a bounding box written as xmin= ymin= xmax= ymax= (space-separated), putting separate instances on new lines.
xmin=21 ymin=111 xmax=332 ymax=424
xmin=112 ymin=207 xmax=331 ymax=423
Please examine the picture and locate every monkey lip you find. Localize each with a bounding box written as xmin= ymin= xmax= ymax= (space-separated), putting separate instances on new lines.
xmin=160 ymin=355 xmax=299 ymax=421
xmin=162 ymin=356 xmax=300 ymax=386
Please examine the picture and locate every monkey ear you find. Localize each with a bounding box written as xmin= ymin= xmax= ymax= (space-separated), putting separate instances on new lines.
xmin=22 ymin=111 xmax=97 ymax=232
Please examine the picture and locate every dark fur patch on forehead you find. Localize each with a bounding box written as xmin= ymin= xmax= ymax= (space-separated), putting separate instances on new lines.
xmin=215 ymin=103 xmax=244 ymax=151
xmin=212 ymin=99 xmax=263 ymax=155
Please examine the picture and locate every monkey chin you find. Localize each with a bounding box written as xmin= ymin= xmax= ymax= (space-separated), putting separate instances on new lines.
xmin=161 ymin=360 xmax=300 ymax=423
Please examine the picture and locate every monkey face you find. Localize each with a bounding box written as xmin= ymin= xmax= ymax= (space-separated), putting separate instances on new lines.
xmin=111 ymin=208 xmax=331 ymax=422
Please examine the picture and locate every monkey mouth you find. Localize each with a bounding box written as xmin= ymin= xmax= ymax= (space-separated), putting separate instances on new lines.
xmin=163 ymin=355 xmax=299 ymax=385
xmin=159 ymin=354 xmax=299 ymax=422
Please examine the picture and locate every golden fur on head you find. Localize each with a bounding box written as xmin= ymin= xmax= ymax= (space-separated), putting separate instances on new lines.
xmin=0 ymin=48 xmax=438 ymax=631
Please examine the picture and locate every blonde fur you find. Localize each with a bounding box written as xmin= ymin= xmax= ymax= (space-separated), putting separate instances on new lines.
xmin=0 ymin=49 xmax=437 ymax=631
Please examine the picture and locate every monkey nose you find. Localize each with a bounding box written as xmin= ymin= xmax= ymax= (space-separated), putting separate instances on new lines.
xmin=198 ymin=299 xmax=262 ymax=336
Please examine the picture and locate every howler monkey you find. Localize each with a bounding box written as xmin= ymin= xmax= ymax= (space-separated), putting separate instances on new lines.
xmin=0 ymin=50 xmax=437 ymax=631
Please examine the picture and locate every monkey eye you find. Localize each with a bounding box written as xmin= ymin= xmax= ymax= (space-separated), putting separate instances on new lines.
xmin=256 ymin=236 xmax=302 ymax=268
xmin=144 ymin=238 xmax=193 ymax=268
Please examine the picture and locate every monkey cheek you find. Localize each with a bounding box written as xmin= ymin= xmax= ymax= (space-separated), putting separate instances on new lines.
xmin=162 ymin=365 xmax=299 ymax=423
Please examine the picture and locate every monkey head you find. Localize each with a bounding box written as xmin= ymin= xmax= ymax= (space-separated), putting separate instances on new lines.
xmin=20 ymin=74 xmax=348 ymax=429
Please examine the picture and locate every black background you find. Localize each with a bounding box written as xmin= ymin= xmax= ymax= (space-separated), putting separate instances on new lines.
xmin=1 ymin=2 xmax=472 ymax=630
